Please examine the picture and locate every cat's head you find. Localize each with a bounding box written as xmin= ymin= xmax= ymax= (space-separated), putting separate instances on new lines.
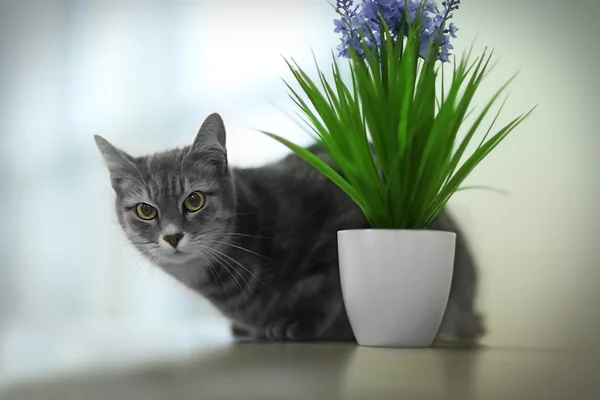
xmin=95 ymin=113 xmax=236 ymax=266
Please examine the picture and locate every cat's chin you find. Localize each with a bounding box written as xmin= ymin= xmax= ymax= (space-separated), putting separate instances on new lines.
xmin=155 ymin=250 xmax=198 ymax=265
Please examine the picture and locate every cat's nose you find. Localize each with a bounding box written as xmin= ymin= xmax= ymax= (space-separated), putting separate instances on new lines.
xmin=163 ymin=233 xmax=184 ymax=248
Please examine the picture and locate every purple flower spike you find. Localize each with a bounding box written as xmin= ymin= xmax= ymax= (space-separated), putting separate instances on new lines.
xmin=447 ymin=22 xmax=458 ymax=38
xmin=334 ymin=0 xmax=460 ymax=62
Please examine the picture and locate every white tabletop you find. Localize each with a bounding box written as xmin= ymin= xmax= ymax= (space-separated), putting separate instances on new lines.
xmin=2 ymin=342 xmax=598 ymax=400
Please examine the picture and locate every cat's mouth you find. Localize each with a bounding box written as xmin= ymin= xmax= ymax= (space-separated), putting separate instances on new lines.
xmin=155 ymin=248 xmax=196 ymax=264
xmin=169 ymin=250 xmax=190 ymax=258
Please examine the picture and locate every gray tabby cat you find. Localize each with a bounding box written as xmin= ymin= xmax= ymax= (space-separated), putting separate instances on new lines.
xmin=95 ymin=113 xmax=484 ymax=344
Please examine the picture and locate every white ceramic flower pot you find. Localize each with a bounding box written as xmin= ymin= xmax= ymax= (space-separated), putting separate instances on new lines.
xmin=338 ymin=229 xmax=456 ymax=348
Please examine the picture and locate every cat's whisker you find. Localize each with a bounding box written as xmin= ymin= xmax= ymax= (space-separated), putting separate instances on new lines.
xmin=210 ymin=249 xmax=256 ymax=303
xmin=213 ymin=231 xmax=271 ymax=240
xmin=119 ymin=241 xmax=154 ymax=249
xmin=202 ymin=241 xmax=270 ymax=288
xmin=199 ymin=249 xmax=228 ymax=295
xmin=204 ymin=239 xmax=275 ymax=262
xmin=144 ymin=261 xmax=155 ymax=284
xmin=198 ymin=247 xmax=229 ymax=294
xmin=197 ymin=225 xmax=262 ymax=239
xmin=203 ymin=246 xmax=253 ymax=298
xmin=127 ymin=249 xmax=159 ymax=284
xmin=202 ymin=247 xmax=254 ymax=318
xmin=198 ymin=228 xmax=223 ymax=238
xmin=201 ymin=246 xmax=249 ymax=313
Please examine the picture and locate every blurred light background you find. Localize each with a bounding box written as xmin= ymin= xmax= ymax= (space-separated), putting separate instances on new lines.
xmin=1 ymin=0 xmax=599 ymax=389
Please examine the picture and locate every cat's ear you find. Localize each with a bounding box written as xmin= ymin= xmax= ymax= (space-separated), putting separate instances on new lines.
xmin=191 ymin=113 xmax=228 ymax=171
xmin=94 ymin=135 xmax=136 ymax=188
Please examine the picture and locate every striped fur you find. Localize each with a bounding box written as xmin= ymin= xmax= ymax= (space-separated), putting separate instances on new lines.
xmin=95 ymin=113 xmax=484 ymax=343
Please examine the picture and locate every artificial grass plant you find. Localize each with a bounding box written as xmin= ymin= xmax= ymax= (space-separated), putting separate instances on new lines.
xmin=262 ymin=0 xmax=535 ymax=229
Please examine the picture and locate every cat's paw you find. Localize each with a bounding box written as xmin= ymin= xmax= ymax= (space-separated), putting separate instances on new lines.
xmin=230 ymin=323 xmax=251 ymax=339
xmin=264 ymin=320 xmax=316 ymax=341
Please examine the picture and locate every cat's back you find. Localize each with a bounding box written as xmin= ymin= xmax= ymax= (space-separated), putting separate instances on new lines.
xmin=235 ymin=145 xmax=353 ymax=210
xmin=232 ymin=146 xmax=367 ymax=245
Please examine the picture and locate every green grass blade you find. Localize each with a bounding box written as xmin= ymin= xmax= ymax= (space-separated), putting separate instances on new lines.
xmin=261 ymin=130 xmax=371 ymax=218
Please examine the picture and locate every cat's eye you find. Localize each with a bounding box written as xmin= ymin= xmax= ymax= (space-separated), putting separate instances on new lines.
xmin=136 ymin=203 xmax=157 ymax=220
xmin=184 ymin=191 xmax=205 ymax=212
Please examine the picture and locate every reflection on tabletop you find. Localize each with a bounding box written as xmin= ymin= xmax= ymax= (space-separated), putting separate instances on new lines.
xmin=2 ymin=343 xmax=599 ymax=400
